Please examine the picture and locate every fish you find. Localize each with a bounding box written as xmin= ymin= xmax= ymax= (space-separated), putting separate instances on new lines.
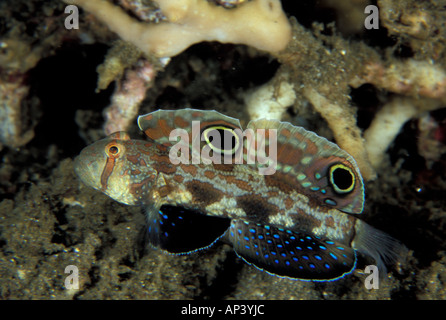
xmin=74 ymin=108 xmax=407 ymax=281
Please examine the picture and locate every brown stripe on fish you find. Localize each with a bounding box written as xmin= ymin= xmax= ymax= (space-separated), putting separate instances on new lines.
xmin=267 ymin=190 xmax=280 ymax=197
xmin=236 ymin=194 xmax=280 ymax=222
xmin=212 ymin=163 xmax=234 ymax=172
xmin=174 ymin=116 xmax=190 ymax=128
xmin=303 ymin=135 xmax=319 ymax=155
xmin=158 ymin=184 xmax=174 ymax=198
xmin=283 ymin=130 xmax=319 ymax=155
xmin=185 ymin=181 xmax=224 ymax=206
xmin=280 ymin=127 xmax=291 ymax=138
xmin=284 ymin=196 xmax=294 ymax=210
xmin=180 ymin=164 xmax=198 ymax=176
xmin=324 ymin=216 xmax=335 ymax=228
xmin=264 ymin=172 xmax=296 ymax=193
xmin=156 ymin=144 xmax=169 ymax=153
xmin=192 ymin=111 xmax=204 ymax=117
xmin=287 ymin=207 xmax=323 ymax=230
xmin=217 ymin=173 xmax=253 ymax=192
xmin=144 ymin=119 xmax=173 ymax=140
xmin=307 ymin=195 xmax=331 ymax=213
xmin=276 ymin=143 xmax=304 ymax=165
xmin=127 ymin=154 xmax=140 ymax=164
xmin=173 ymin=174 xmax=184 ymax=184
xmin=139 ymin=158 xmax=147 ymax=167
xmin=137 ymin=144 xmax=154 ymax=155
xmin=100 ymin=156 xmax=116 ymax=192
xmin=203 ymin=170 xmax=216 ymax=180
xmin=151 ymin=157 xmax=176 ymax=174
xmin=150 ymin=153 xmax=171 ymax=164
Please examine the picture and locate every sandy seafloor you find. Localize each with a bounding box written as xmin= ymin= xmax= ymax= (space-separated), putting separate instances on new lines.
xmin=1 ymin=0 xmax=446 ymax=300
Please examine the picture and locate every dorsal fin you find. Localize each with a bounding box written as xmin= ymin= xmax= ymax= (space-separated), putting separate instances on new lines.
xmin=138 ymin=108 xmax=242 ymax=141
xmin=246 ymin=119 xmax=364 ymax=214
xmin=137 ymin=108 xmax=244 ymax=164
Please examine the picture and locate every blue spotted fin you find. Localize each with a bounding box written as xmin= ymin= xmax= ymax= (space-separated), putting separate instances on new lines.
xmin=145 ymin=205 xmax=230 ymax=254
xmin=228 ymin=219 xmax=356 ymax=281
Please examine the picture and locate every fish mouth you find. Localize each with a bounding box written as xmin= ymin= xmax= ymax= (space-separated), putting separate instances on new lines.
xmin=73 ymin=152 xmax=104 ymax=192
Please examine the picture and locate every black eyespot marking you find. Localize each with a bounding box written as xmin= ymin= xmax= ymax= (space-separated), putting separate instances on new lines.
xmin=329 ymin=164 xmax=355 ymax=194
xmin=332 ymin=168 xmax=352 ymax=189
xmin=202 ymin=126 xmax=240 ymax=155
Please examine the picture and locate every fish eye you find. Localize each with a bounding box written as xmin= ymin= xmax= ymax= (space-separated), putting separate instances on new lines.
xmin=328 ymin=163 xmax=355 ymax=194
xmin=106 ymin=144 xmax=121 ymax=156
xmin=109 ymin=146 xmax=119 ymax=154
xmin=202 ymin=126 xmax=240 ymax=155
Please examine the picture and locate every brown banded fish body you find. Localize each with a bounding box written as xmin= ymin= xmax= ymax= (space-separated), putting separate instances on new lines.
xmin=74 ymin=109 xmax=407 ymax=281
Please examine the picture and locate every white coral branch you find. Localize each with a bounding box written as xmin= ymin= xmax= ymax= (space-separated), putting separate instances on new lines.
xmin=364 ymin=97 xmax=444 ymax=169
xmin=63 ymin=0 xmax=292 ymax=57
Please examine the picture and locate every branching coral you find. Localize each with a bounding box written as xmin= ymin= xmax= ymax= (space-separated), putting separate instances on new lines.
xmin=63 ymin=0 xmax=292 ymax=57
xmin=94 ymin=40 xmax=158 ymax=134
xmin=103 ymin=59 xmax=156 ymax=135
xmin=350 ymin=60 xmax=446 ymax=102
xmin=0 ymin=81 xmax=35 ymax=150
xmin=245 ymin=73 xmax=296 ymax=120
xmin=364 ymin=97 xmax=443 ymax=169
xmin=0 ymin=37 xmax=56 ymax=149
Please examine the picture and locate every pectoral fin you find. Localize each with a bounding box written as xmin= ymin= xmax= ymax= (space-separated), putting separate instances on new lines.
xmin=145 ymin=204 xmax=231 ymax=254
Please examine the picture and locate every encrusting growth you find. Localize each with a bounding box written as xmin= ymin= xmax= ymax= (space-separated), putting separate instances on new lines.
xmin=63 ymin=0 xmax=292 ymax=57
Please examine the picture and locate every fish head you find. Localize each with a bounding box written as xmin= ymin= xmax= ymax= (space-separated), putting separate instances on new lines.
xmin=74 ymin=131 xmax=158 ymax=205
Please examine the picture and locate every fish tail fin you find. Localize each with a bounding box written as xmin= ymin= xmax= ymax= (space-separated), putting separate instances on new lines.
xmin=352 ymin=220 xmax=408 ymax=277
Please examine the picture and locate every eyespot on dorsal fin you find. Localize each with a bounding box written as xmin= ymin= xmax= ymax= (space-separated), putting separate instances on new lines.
xmin=137 ymin=109 xmax=244 ymax=163
xmin=246 ymin=119 xmax=364 ymax=214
